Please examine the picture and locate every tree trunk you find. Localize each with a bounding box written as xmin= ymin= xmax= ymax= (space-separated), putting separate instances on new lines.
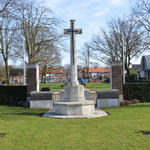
xmin=5 ymin=58 xmax=10 ymax=85
xmin=42 ymin=65 xmax=47 ymax=84
xmin=41 ymin=72 xmax=44 ymax=83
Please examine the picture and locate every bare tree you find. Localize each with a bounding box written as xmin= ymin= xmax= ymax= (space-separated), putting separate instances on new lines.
xmin=0 ymin=0 xmax=12 ymax=14
xmin=13 ymin=0 xmax=64 ymax=64
xmin=0 ymin=61 xmax=5 ymax=82
xmin=91 ymin=62 xmax=101 ymax=68
xmin=91 ymin=17 xmax=145 ymax=80
xmin=0 ymin=1 xmax=17 ymax=85
xmin=131 ymin=0 xmax=150 ymax=49
xmin=0 ymin=0 xmax=64 ymax=85
xmin=79 ymin=43 xmax=91 ymax=82
xmin=38 ymin=45 xmax=61 ymax=83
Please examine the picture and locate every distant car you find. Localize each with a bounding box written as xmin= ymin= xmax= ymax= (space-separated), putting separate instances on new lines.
xmin=78 ymin=78 xmax=88 ymax=82
xmin=90 ymin=79 xmax=99 ymax=82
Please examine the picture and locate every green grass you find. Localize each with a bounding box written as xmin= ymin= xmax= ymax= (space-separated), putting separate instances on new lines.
xmin=40 ymin=83 xmax=65 ymax=92
xmin=40 ymin=82 xmax=110 ymax=91
xmin=85 ymin=82 xmax=110 ymax=91
xmin=0 ymin=103 xmax=150 ymax=150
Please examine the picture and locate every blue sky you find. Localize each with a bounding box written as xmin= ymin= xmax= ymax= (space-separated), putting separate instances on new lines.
xmin=44 ymin=0 xmax=131 ymax=66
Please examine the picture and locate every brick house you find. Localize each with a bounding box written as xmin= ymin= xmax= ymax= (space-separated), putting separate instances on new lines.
xmin=78 ymin=67 xmax=109 ymax=81
xmin=10 ymin=75 xmax=24 ymax=84
xmin=9 ymin=67 xmax=24 ymax=84
xmin=39 ymin=68 xmax=66 ymax=83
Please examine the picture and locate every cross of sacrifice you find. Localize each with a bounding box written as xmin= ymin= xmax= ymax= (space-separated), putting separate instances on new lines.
xmin=64 ymin=20 xmax=82 ymax=86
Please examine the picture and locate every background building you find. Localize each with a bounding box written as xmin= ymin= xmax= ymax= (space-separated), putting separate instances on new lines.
xmin=39 ymin=68 xmax=66 ymax=83
xmin=140 ymin=55 xmax=150 ymax=80
xmin=78 ymin=67 xmax=109 ymax=81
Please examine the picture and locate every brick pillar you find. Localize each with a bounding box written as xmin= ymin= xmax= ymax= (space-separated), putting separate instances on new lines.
xmin=27 ymin=64 xmax=39 ymax=96
xmin=110 ymin=61 xmax=123 ymax=100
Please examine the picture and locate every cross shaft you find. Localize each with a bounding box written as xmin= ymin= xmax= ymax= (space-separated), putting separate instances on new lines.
xmin=64 ymin=20 xmax=82 ymax=86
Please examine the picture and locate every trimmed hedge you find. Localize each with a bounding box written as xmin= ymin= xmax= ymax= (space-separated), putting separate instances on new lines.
xmin=123 ymin=83 xmax=150 ymax=102
xmin=0 ymin=86 xmax=27 ymax=105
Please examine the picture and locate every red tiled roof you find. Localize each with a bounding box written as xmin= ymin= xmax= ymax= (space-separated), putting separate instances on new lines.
xmin=89 ymin=68 xmax=109 ymax=73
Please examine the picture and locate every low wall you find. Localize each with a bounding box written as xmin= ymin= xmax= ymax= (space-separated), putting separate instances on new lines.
xmin=97 ymin=89 xmax=120 ymax=108
xmin=0 ymin=86 xmax=27 ymax=105
xmin=30 ymin=91 xmax=53 ymax=109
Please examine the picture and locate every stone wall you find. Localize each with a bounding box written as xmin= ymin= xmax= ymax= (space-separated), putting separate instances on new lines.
xmin=30 ymin=91 xmax=53 ymax=109
xmin=97 ymin=90 xmax=119 ymax=99
xmin=97 ymin=89 xmax=120 ymax=108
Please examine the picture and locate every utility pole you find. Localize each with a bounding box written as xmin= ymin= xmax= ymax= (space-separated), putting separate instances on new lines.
xmin=23 ymin=40 xmax=26 ymax=85
xmin=122 ymin=36 xmax=125 ymax=84
xmin=87 ymin=45 xmax=90 ymax=82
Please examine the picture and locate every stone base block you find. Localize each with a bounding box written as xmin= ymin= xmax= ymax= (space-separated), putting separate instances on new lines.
xmin=63 ymin=85 xmax=85 ymax=102
xmin=30 ymin=100 xmax=53 ymax=109
xmin=54 ymin=101 xmax=95 ymax=115
xmin=97 ymin=99 xmax=120 ymax=108
xmin=59 ymin=88 xmax=90 ymax=101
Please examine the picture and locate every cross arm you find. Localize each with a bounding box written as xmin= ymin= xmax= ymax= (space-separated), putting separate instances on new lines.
xmin=75 ymin=29 xmax=82 ymax=34
xmin=64 ymin=29 xmax=82 ymax=34
xmin=64 ymin=29 xmax=71 ymax=34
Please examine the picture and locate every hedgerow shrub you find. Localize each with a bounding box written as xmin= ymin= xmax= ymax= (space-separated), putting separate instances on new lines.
xmin=41 ymin=87 xmax=50 ymax=91
xmin=123 ymin=83 xmax=150 ymax=102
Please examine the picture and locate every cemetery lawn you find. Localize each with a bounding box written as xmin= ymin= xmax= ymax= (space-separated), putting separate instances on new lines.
xmin=40 ymin=82 xmax=110 ymax=91
xmin=0 ymin=104 xmax=150 ymax=150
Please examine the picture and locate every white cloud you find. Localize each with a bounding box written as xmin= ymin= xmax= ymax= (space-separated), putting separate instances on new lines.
xmin=111 ymin=0 xmax=125 ymax=6
xmin=94 ymin=8 xmax=110 ymax=17
xmin=44 ymin=0 xmax=65 ymax=10
xmin=80 ymin=0 xmax=101 ymax=8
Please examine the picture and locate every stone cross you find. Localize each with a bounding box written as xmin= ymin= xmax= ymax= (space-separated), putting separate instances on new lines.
xmin=64 ymin=20 xmax=82 ymax=86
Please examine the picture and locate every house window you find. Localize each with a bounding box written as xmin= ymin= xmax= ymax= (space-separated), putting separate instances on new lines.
xmin=141 ymin=57 xmax=146 ymax=70
xmin=49 ymin=73 xmax=56 ymax=77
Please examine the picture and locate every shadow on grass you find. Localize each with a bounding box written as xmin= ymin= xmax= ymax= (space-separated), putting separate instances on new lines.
xmin=0 ymin=105 xmax=23 ymax=109
xmin=16 ymin=112 xmax=43 ymax=116
xmin=102 ymin=103 xmax=150 ymax=110
xmin=0 ymin=112 xmax=45 ymax=117
xmin=125 ymin=104 xmax=150 ymax=109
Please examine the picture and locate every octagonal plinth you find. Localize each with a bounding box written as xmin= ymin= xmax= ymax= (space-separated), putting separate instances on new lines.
xmin=43 ymin=100 xmax=108 ymax=119
xmin=54 ymin=101 xmax=95 ymax=115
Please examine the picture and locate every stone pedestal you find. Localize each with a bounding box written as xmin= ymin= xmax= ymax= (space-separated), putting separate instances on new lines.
xmin=43 ymin=84 xmax=107 ymax=118
xmin=27 ymin=64 xmax=39 ymax=96
xmin=49 ymin=85 xmax=96 ymax=117
xmin=63 ymin=85 xmax=85 ymax=102
xmin=110 ymin=61 xmax=123 ymax=100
